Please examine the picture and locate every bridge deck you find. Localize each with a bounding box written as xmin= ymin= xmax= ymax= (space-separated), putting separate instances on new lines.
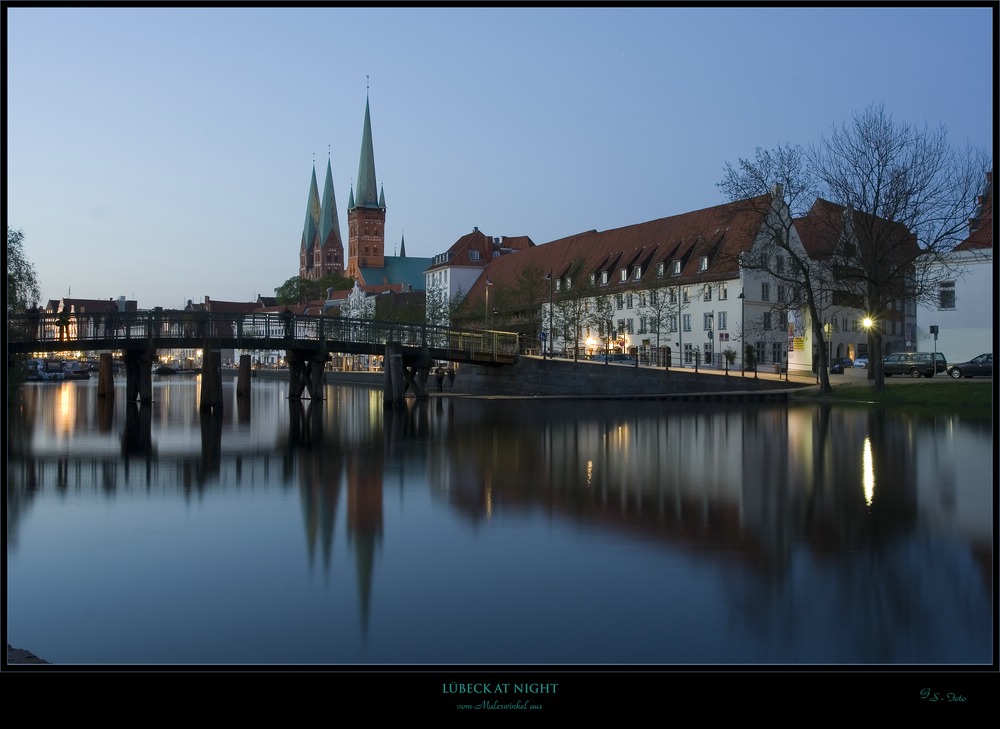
xmin=8 ymin=310 xmax=519 ymax=365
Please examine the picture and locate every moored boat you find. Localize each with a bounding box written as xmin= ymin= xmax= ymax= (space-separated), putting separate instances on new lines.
xmin=61 ymin=361 xmax=91 ymax=380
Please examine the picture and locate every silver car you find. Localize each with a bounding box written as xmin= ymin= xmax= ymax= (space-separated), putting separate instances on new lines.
xmin=948 ymin=353 xmax=992 ymax=379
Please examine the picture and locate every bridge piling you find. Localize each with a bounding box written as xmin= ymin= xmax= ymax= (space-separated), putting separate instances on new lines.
xmin=98 ymin=352 xmax=115 ymax=399
xmin=236 ymin=354 xmax=252 ymax=398
xmin=124 ymin=349 xmax=153 ymax=403
xmin=384 ymin=342 xmax=406 ymax=410
xmin=199 ymin=349 xmax=224 ymax=413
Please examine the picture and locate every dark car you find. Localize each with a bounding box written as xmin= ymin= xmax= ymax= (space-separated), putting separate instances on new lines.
xmin=882 ymin=352 xmax=944 ymax=378
xmin=592 ymin=353 xmax=637 ymax=366
xmin=948 ymin=353 xmax=992 ymax=379
xmin=830 ymin=357 xmax=854 ymax=369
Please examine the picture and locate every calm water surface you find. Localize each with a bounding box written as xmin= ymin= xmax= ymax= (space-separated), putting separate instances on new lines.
xmin=6 ymin=377 xmax=993 ymax=665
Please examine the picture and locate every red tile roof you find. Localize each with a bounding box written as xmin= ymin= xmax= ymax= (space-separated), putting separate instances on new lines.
xmin=954 ymin=171 xmax=993 ymax=251
xmin=464 ymin=195 xmax=772 ymax=304
xmin=795 ymin=198 xmax=918 ymax=261
xmin=426 ymin=229 xmax=536 ymax=272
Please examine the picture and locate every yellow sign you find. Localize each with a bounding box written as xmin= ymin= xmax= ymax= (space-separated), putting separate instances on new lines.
xmin=793 ymin=337 xmax=805 ymax=351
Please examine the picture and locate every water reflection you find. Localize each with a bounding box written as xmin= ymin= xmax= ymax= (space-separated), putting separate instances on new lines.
xmin=6 ymin=379 xmax=992 ymax=664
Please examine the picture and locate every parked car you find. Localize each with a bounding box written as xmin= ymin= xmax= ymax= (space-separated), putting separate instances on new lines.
xmin=830 ymin=357 xmax=854 ymax=369
xmin=853 ymin=355 xmax=869 ymax=368
xmin=882 ymin=351 xmax=946 ymax=378
xmin=947 ymin=353 xmax=992 ymax=379
xmin=592 ymin=353 xmax=637 ymax=365
xmin=829 ymin=361 xmax=845 ymax=374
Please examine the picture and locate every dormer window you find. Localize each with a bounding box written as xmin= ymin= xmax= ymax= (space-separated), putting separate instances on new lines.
xmin=620 ymin=268 xmax=628 ymax=282
xmin=699 ymin=256 xmax=709 ymax=272
xmin=590 ymin=273 xmax=596 ymax=286
xmin=601 ymin=270 xmax=609 ymax=285
xmin=555 ymin=279 xmax=561 ymax=292
xmin=672 ymin=260 xmax=681 ymax=275
xmin=656 ymin=261 xmax=665 ymax=277
xmin=633 ymin=265 xmax=642 ymax=280
xmin=565 ymin=276 xmax=572 ymax=290
xmin=469 ymin=250 xmax=481 ymax=261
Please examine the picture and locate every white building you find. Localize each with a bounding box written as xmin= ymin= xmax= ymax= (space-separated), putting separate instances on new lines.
xmin=916 ymin=172 xmax=994 ymax=362
xmin=424 ymin=228 xmax=534 ymax=326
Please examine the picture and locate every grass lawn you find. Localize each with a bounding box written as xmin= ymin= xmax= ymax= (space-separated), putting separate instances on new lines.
xmin=792 ymin=380 xmax=994 ymax=412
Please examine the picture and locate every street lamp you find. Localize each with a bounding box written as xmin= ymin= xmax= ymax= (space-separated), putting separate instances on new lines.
xmin=737 ymin=291 xmax=745 ymax=377
xmin=706 ymin=312 xmax=714 ymax=369
xmin=484 ymin=278 xmax=493 ymax=329
xmin=545 ymin=271 xmax=554 ymax=358
xmin=606 ymin=320 xmax=613 ymax=364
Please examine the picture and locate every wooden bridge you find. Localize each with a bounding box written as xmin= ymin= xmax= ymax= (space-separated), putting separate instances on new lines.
xmin=8 ymin=309 xmax=519 ymax=409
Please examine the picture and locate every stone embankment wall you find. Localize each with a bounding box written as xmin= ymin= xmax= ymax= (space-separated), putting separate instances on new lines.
xmin=235 ymin=358 xmax=804 ymax=399
xmin=445 ymin=356 xmax=802 ymax=399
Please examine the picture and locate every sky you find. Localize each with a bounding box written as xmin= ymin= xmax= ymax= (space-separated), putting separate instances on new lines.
xmin=5 ymin=5 xmax=995 ymax=310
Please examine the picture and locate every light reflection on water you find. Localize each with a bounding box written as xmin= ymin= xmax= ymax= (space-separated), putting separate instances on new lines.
xmin=6 ymin=378 xmax=993 ymax=665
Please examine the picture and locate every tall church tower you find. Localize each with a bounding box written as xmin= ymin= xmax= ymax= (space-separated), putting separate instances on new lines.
xmin=299 ymin=166 xmax=321 ymax=279
xmin=346 ymin=95 xmax=386 ymax=281
xmin=299 ymin=157 xmax=345 ymax=281
xmin=315 ymin=157 xmax=344 ymax=277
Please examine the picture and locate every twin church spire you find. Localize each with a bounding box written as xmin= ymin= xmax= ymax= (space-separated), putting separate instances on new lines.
xmin=299 ymin=92 xmax=386 ymax=282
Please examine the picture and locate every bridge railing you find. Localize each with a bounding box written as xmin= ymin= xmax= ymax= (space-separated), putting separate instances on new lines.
xmin=8 ymin=310 xmax=519 ymax=361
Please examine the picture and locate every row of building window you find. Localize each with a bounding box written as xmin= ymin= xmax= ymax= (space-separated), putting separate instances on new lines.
xmin=574 ymin=255 xmax=715 ymax=289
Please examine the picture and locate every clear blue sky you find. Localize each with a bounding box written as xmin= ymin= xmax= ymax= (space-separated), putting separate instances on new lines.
xmin=6 ymin=5 xmax=994 ymax=309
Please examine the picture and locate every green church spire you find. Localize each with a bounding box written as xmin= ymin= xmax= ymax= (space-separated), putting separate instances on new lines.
xmin=301 ymin=166 xmax=320 ymax=252
xmin=353 ymin=95 xmax=380 ymax=209
xmin=320 ymin=158 xmax=342 ymax=249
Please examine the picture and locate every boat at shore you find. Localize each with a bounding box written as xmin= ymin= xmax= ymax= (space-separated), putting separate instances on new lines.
xmin=27 ymin=359 xmax=90 ymax=381
xmin=62 ymin=362 xmax=91 ymax=380
xmin=155 ymin=364 xmax=201 ymax=375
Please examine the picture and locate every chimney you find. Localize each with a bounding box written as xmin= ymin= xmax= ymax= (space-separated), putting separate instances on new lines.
xmin=473 ymin=226 xmax=479 ymax=232
xmin=771 ymin=183 xmax=784 ymax=199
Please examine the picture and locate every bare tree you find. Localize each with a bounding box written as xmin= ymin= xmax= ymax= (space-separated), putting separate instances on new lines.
xmin=585 ymin=287 xmax=616 ymax=359
xmin=809 ymin=104 xmax=990 ymax=388
xmin=718 ymin=144 xmax=836 ymax=391
xmin=719 ymin=106 xmax=989 ymax=392
xmin=638 ymin=280 xmax=701 ymax=367
xmin=551 ymin=258 xmax=589 ymax=360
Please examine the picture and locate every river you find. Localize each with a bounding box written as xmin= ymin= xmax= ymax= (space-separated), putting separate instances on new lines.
xmin=6 ymin=376 xmax=992 ymax=666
